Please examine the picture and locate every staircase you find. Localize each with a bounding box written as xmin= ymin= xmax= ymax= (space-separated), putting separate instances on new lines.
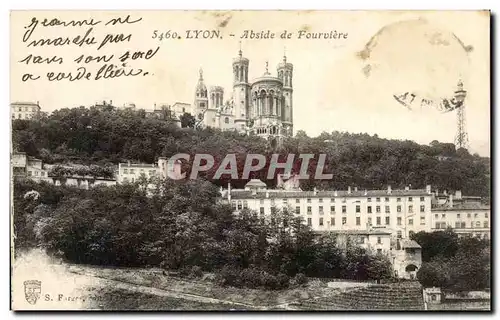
xmin=294 ymin=281 xmax=425 ymax=311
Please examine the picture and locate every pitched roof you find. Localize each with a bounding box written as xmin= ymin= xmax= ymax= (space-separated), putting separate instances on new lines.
xmin=401 ymin=239 xmax=421 ymax=249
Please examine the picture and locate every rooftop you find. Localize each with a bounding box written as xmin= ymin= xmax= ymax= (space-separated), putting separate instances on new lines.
xmin=229 ymin=188 xmax=431 ymax=200
xmin=400 ymin=239 xmax=421 ymax=249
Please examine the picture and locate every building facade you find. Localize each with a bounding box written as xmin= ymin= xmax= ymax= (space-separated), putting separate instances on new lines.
xmin=11 ymin=101 xmax=41 ymax=120
xmin=431 ymin=190 xmax=490 ymax=239
xmin=193 ymin=48 xmax=294 ymax=147
xmin=225 ymin=181 xmax=433 ymax=239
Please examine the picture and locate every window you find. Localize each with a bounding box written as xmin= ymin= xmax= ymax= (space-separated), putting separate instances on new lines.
xmin=243 ymin=201 xmax=248 ymax=209
xmin=367 ymin=197 xmax=372 ymax=202
xmin=342 ymin=198 xmax=346 ymax=203
xmin=483 ymin=221 xmax=488 ymax=228
xmin=283 ymin=199 xmax=288 ymax=204
xmin=397 ymin=217 xmax=402 ymax=225
xmin=409 ymin=218 xmax=413 ymax=226
xmin=377 ymin=237 xmax=382 ymax=244
xmin=476 ymin=221 xmax=480 ymax=227
xmin=295 ymin=207 xmax=300 ymax=214
xmin=420 ymin=205 xmax=425 ymax=213
xmin=434 ymin=214 xmax=438 ymax=218
xmin=367 ymin=206 xmax=372 ymax=213
xmin=397 ymin=205 xmax=402 ymax=213
xmin=420 ymin=216 xmax=425 ymax=225
xmin=385 ymin=216 xmax=390 ymax=225
xmin=307 ymin=206 xmax=312 ymax=214
xmin=271 ymin=207 xmax=276 ymax=215
xmin=295 ymin=199 xmax=300 ymax=204
xmin=41 ymin=172 xmax=45 ymax=176
xmin=376 ymin=217 xmax=381 ymax=225
xmin=319 ymin=206 xmax=324 ymax=215
xmin=368 ymin=217 xmax=372 ymax=225
xmin=356 ymin=205 xmax=360 ymax=213
xmin=435 ymin=222 xmax=440 ymax=229
xmin=408 ymin=197 xmax=413 ymax=202
xmin=356 ymin=217 xmax=361 ymax=225
xmin=342 ymin=217 xmax=347 ymax=225
xmin=397 ymin=197 xmax=401 ymax=202
xmin=330 ymin=206 xmax=335 ymax=213
xmin=342 ymin=206 xmax=346 ymax=213
xmin=237 ymin=201 xmax=242 ymax=210
xmin=485 ymin=212 xmax=488 ymax=218
xmin=260 ymin=199 xmax=264 ymax=204
xmin=455 ymin=222 xmax=461 ymax=228
xmin=442 ymin=214 xmax=446 ymax=218
xmin=319 ymin=218 xmax=324 ymax=226
xmin=331 ymin=217 xmax=335 ymax=226
xmin=307 ymin=198 xmax=311 ymax=203
xmin=331 ymin=198 xmax=335 ymax=203
xmin=18 ymin=107 xmax=21 ymax=111
xmin=461 ymin=222 xmax=466 ymax=228
xmin=397 ymin=231 xmax=403 ymax=239
xmin=420 ymin=197 xmax=425 ymax=202
xmin=260 ymin=207 xmax=265 ymax=215
xmin=376 ymin=197 xmax=380 ymax=202
xmin=224 ymin=117 xmax=229 ymax=124
xmin=385 ymin=206 xmax=390 ymax=213
xmin=307 ymin=218 xmax=312 ymax=226
xmin=385 ymin=197 xmax=389 ymax=202
xmin=319 ymin=198 xmax=323 ymax=203
xmin=35 ymin=171 xmax=39 ymax=176
xmin=376 ymin=206 xmax=381 ymax=213
xmin=408 ymin=205 xmax=413 ymax=213
xmin=18 ymin=114 xmax=21 ymax=119
xmin=409 ymin=230 xmax=415 ymax=237
xmin=467 ymin=213 xmax=471 ymax=218
xmin=457 ymin=213 xmax=461 ymax=219
xmin=124 ymin=169 xmax=128 ymax=174
xmin=27 ymin=171 xmax=32 ymax=176
xmin=474 ymin=213 xmax=478 ymax=218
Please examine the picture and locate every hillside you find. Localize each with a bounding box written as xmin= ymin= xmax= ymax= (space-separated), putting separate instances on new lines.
xmin=12 ymin=105 xmax=490 ymax=198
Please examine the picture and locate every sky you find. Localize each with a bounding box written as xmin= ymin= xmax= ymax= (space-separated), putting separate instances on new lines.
xmin=10 ymin=10 xmax=490 ymax=156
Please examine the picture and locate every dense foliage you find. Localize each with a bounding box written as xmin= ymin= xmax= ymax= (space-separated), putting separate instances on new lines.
xmin=12 ymin=105 xmax=490 ymax=198
xmin=413 ymin=230 xmax=490 ymax=292
xmin=14 ymin=179 xmax=393 ymax=289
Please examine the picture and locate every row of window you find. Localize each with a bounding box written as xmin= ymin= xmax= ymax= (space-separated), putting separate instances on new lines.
xmin=435 ymin=221 xmax=489 ymax=229
xmin=234 ymin=201 xmax=426 ymax=215
xmin=12 ymin=113 xmax=34 ymax=119
xmin=27 ymin=170 xmax=46 ymax=177
xmin=122 ymin=168 xmax=157 ymax=175
xmin=269 ymin=196 xmax=426 ymax=204
xmin=434 ymin=212 xmax=488 ymax=219
xmin=14 ymin=106 xmax=38 ymax=112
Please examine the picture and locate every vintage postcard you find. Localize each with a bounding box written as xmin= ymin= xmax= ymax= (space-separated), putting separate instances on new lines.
xmin=10 ymin=10 xmax=491 ymax=311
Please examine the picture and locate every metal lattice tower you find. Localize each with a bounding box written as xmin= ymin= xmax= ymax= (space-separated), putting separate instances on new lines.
xmin=454 ymin=80 xmax=469 ymax=150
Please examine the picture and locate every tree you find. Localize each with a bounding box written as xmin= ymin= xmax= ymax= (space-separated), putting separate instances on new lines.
xmin=179 ymin=112 xmax=196 ymax=128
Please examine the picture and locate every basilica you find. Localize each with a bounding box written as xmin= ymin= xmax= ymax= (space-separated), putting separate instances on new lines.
xmin=193 ymin=47 xmax=294 ymax=147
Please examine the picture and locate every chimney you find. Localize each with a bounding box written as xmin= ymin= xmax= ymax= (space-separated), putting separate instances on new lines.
xmin=348 ymin=186 xmax=352 ymax=194
xmin=228 ymin=182 xmax=231 ymax=201
xmin=426 ymin=185 xmax=432 ymax=194
xmin=387 ymin=185 xmax=392 ymax=194
xmin=313 ymin=187 xmax=318 ymax=196
xmin=334 ymin=190 xmax=338 ymax=197
xmin=449 ymin=194 xmax=453 ymax=208
xmin=444 ymin=190 xmax=447 ymax=196
xmin=364 ymin=189 xmax=367 ymax=196
xmin=354 ymin=187 xmax=358 ymax=192
xmin=266 ymin=191 xmax=269 ymax=198
xmin=455 ymin=190 xmax=462 ymax=199
xmin=127 ymin=161 xmax=131 ymax=166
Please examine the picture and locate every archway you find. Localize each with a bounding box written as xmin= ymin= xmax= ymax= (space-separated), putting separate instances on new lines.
xmin=405 ymin=264 xmax=418 ymax=280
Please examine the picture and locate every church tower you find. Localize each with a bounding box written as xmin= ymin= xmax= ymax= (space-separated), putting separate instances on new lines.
xmin=276 ymin=51 xmax=293 ymax=136
xmin=194 ymin=68 xmax=209 ymax=127
xmin=232 ymin=44 xmax=251 ymax=132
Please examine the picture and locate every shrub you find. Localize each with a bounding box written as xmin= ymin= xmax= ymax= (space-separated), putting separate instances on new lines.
xmin=215 ymin=266 xmax=290 ymax=290
xmin=293 ymin=273 xmax=308 ymax=286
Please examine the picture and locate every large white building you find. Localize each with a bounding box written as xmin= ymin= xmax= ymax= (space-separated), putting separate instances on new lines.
xmin=11 ymin=101 xmax=41 ymax=120
xmin=193 ymin=48 xmax=294 ymax=147
xmin=224 ymin=179 xmax=433 ymax=239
